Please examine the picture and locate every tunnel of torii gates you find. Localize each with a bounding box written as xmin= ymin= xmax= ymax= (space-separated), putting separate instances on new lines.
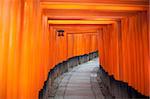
xmin=0 ymin=0 xmax=149 ymax=99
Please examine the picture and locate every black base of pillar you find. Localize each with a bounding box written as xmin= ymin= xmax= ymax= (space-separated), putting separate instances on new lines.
xmin=97 ymin=66 xmax=149 ymax=99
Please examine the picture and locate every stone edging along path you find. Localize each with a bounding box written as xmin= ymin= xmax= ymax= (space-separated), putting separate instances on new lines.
xmin=39 ymin=51 xmax=99 ymax=99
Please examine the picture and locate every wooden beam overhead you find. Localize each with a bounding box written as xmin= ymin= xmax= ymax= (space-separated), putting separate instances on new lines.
xmin=47 ymin=16 xmax=120 ymax=20
xmin=40 ymin=2 xmax=148 ymax=12
xmin=43 ymin=9 xmax=138 ymax=20
xmin=40 ymin=0 xmax=149 ymax=5
xmin=48 ymin=20 xmax=116 ymax=24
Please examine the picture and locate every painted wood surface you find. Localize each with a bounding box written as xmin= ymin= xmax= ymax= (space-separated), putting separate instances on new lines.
xmin=0 ymin=0 xmax=149 ymax=99
xmin=98 ymin=11 xmax=149 ymax=96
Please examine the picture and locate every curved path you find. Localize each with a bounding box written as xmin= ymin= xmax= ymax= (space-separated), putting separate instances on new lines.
xmin=49 ymin=58 xmax=105 ymax=99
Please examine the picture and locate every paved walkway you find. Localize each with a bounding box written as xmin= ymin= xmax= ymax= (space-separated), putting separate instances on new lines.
xmin=50 ymin=58 xmax=105 ymax=99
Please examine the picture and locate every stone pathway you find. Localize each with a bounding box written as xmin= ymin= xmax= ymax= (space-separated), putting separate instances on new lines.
xmin=49 ymin=58 xmax=105 ymax=99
